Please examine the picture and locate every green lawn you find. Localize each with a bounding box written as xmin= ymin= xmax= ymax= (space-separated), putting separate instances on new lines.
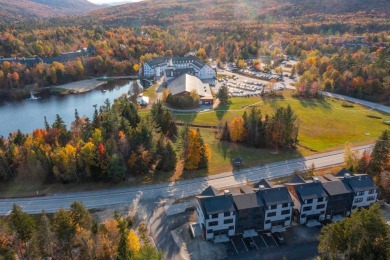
xmin=172 ymin=90 xmax=390 ymax=152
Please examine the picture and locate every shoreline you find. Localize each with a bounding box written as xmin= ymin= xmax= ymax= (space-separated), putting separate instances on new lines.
xmin=51 ymin=78 xmax=108 ymax=94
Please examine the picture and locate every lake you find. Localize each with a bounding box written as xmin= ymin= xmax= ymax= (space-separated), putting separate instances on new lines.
xmin=0 ymin=80 xmax=134 ymax=136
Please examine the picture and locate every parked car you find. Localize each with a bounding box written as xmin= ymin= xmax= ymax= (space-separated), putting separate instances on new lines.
xmin=272 ymin=232 xmax=285 ymax=245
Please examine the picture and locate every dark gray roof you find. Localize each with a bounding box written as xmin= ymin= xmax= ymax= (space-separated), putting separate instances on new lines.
xmin=42 ymin=51 xmax=84 ymax=64
xmin=200 ymin=186 xmax=220 ymax=197
xmin=226 ymin=187 xmax=242 ymax=195
xmin=233 ymin=193 xmax=264 ymax=210
xmin=165 ymin=68 xmax=195 ymax=77
xmin=342 ymin=175 xmax=377 ymax=192
xmin=320 ymin=180 xmax=352 ymax=196
xmin=336 ymin=168 xmax=354 ymax=177
xmin=0 ymin=56 xmax=42 ymax=67
xmin=323 ymin=174 xmax=340 ymax=181
xmin=254 ymin=179 xmax=272 ymax=189
xmin=146 ymin=55 xmax=206 ymax=69
xmin=292 ymin=182 xmax=328 ymax=202
xmin=257 ymin=187 xmax=293 ymax=207
xmin=200 ymin=195 xmax=236 ymax=215
xmin=286 ymin=174 xmax=306 ymax=184
xmin=240 ymin=185 xmax=254 ymax=194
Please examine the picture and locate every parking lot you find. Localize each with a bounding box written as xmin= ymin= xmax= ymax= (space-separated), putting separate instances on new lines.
xmin=224 ymin=233 xmax=280 ymax=257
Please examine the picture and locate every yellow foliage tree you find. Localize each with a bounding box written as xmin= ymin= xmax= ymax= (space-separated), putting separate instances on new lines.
xmin=229 ymin=117 xmax=246 ymax=142
xmin=133 ymin=64 xmax=140 ymax=72
xmin=127 ymin=229 xmax=140 ymax=254
xmin=184 ymin=129 xmax=202 ymax=170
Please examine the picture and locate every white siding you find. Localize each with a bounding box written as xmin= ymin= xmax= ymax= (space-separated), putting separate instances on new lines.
xmin=299 ymin=198 xmax=328 ymax=224
xmin=352 ymin=189 xmax=378 ymax=209
xmin=264 ymin=203 xmax=292 ymax=230
xmin=198 ymin=65 xmax=216 ymax=79
xmin=204 ymin=212 xmax=236 ymax=240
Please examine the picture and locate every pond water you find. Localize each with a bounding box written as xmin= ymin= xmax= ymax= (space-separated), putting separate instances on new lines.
xmin=0 ymin=80 xmax=134 ymax=136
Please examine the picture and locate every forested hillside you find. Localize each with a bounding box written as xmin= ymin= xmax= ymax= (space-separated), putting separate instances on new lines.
xmin=86 ymin=0 xmax=390 ymax=34
xmin=0 ymin=0 xmax=101 ymax=20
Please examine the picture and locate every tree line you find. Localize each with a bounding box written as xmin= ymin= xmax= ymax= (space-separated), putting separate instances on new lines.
xmin=0 ymin=202 xmax=162 ymax=259
xmin=220 ymin=105 xmax=299 ymax=150
xmin=344 ymin=129 xmax=390 ymax=202
xmin=0 ymin=97 xmax=178 ymax=183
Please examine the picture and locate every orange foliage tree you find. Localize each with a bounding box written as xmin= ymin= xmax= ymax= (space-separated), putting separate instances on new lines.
xmin=229 ymin=117 xmax=246 ymax=142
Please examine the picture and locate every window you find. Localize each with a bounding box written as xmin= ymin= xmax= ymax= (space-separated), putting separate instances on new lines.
xmin=303 ymin=206 xmax=312 ymax=212
xmin=282 ymin=203 xmax=289 ymax=208
xmin=267 ymin=212 xmax=276 ymax=217
xmin=207 ymin=229 xmax=213 ymax=233
xmin=316 ymin=204 xmax=325 ymax=209
xmin=224 ymin=212 xmax=230 ymax=217
xmin=229 ymin=226 xmax=234 ymax=230
xmin=320 ymin=211 xmax=325 ymax=215
xmin=301 ymin=214 xmax=306 ymax=218
xmin=224 ymin=219 xmax=233 ymax=224
xmin=211 ymin=214 xmax=219 ymax=219
xmin=281 ymin=210 xmax=290 ymax=215
xmin=357 ymin=191 xmax=364 ymax=196
xmin=354 ymin=198 xmax=363 ymax=203
xmin=285 ymin=216 xmax=290 ymax=221
xmin=209 ymin=221 xmax=218 ymax=227
xmin=367 ymin=196 xmax=376 ymax=201
xmin=271 ymin=205 xmax=277 ymax=210
xmin=369 ymin=189 xmax=375 ymax=194
xmin=265 ymin=220 xmax=271 ymax=224
xmin=318 ymin=198 xmax=324 ymax=202
xmin=307 ymin=199 xmax=313 ymax=204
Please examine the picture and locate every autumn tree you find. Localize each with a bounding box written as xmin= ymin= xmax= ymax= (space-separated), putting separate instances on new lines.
xmin=344 ymin=142 xmax=359 ymax=172
xmin=229 ymin=117 xmax=246 ymax=142
xmin=183 ymin=129 xmax=210 ymax=170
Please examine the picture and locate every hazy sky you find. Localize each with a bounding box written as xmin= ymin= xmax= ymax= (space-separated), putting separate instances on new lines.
xmin=88 ymin=0 xmax=143 ymax=4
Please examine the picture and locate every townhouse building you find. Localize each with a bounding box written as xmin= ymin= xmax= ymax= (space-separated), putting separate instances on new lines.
xmin=255 ymin=179 xmax=293 ymax=232
xmin=196 ymin=187 xmax=236 ymax=241
xmin=337 ymin=169 xmax=378 ymax=210
xmin=195 ymin=171 xmax=378 ymax=242
xmin=232 ymin=189 xmax=265 ymax=237
xmin=286 ymin=175 xmax=328 ymax=225
xmin=317 ymin=174 xmax=354 ymax=221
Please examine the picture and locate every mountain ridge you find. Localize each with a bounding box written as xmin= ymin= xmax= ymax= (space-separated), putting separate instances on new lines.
xmin=0 ymin=0 xmax=102 ymax=19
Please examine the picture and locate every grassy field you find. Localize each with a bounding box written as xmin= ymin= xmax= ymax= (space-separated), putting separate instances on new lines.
xmin=172 ymin=90 xmax=390 ymax=152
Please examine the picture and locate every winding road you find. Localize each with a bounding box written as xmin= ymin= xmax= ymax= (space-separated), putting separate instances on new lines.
xmin=0 ymin=144 xmax=374 ymax=215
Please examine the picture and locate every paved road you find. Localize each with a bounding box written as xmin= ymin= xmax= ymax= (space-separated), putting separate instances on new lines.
xmin=322 ymin=92 xmax=390 ymax=114
xmin=0 ymin=144 xmax=374 ymax=215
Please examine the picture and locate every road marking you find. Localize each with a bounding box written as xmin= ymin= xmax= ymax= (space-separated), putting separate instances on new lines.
xmin=230 ymin=239 xmax=238 ymax=254
xmin=260 ymin=235 xmax=268 ymax=248
xmin=271 ymin=234 xmax=279 ymax=247
xmin=241 ymin=238 xmax=249 ymax=252
xmin=251 ymin=237 xmax=259 ymax=250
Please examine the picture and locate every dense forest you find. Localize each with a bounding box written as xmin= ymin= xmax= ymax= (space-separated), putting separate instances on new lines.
xmin=0 ymin=0 xmax=389 ymax=99
xmin=0 ymin=202 xmax=162 ymax=259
